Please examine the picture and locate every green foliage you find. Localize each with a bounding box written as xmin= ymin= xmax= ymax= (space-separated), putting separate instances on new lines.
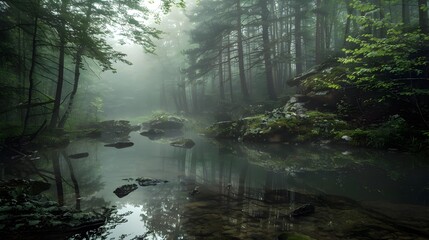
xmin=337 ymin=115 xmax=408 ymax=148
xmin=339 ymin=1 xmax=429 ymax=101
xmin=302 ymin=66 xmax=348 ymax=91
xmin=0 ymin=122 xmax=22 ymax=142
xmin=339 ymin=29 xmax=429 ymax=93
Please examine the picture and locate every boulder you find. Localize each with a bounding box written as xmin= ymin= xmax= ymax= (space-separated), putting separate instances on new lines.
xmin=148 ymin=116 xmax=184 ymax=130
xmin=289 ymin=204 xmax=315 ymax=218
xmin=113 ymin=184 xmax=138 ymax=198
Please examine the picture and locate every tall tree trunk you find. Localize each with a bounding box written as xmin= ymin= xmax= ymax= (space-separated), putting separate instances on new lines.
xmin=236 ymin=0 xmax=250 ymax=101
xmin=23 ymin=12 xmax=39 ymax=134
xmin=260 ymin=0 xmax=277 ymax=100
xmin=218 ymin=43 xmax=225 ymax=101
xmin=418 ymin=0 xmax=429 ymax=33
xmin=343 ymin=0 xmax=353 ymax=47
xmin=402 ymin=0 xmax=410 ymax=24
xmin=58 ymin=47 xmax=82 ymax=128
xmin=315 ymin=0 xmax=323 ymax=65
xmin=227 ymin=35 xmax=234 ymax=103
xmin=50 ymin=0 xmax=69 ymax=129
xmin=60 ymin=0 xmax=90 ymax=128
xmin=377 ymin=0 xmax=387 ymax=37
xmin=294 ymin=1 xmax=303 ymax=75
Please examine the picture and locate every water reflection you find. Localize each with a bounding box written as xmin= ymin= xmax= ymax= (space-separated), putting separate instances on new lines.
xmin=1 ymin=132 xmax=428 ymax=239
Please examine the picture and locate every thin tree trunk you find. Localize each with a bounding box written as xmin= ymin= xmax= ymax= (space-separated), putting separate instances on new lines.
xmin=260 ymin=0 xmax=277 ymax=100
xmin=237 ymin=0 xmax=250 ymax=101
xmin=227 ymin=35 xmax=234 ymax=103
xmin=418 ymin=0 xmax=429 ymax=33
xmin=50 ymin=0 xmax=69 ymax=128
xmin=23 ymin=12 xmax=39 ymax=133
xmin=344 ymin=0 xmax=353 ymax=47
xmin=294 ymin=1 xmax=303 ymax=75
xmin=218 ymin=42 xmax=225 ymax=101
xmin=402 ymin=0 xmax=410 ymax=24
xmin=316 ymin=0 xmax=323 ymax=65
xmin=58 ymin=47 xmax=83 ymax=128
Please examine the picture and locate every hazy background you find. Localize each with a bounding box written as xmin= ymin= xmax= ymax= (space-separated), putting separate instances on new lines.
xmin=99 ymin=2 xmax=194 ymax=120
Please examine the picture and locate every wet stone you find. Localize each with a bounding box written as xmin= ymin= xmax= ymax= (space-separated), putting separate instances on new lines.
xmin=104 ymin=141 xmax=134 ymax=149
xmin=113 ymin=184 xmax=138 ymax=198
xmin=136 ymin=177 xmax=168 ymax=187
xmin=140 ymin=128 xmax=165 ymax=137
xmin=290 ymin=204 xmax=315 ymax=218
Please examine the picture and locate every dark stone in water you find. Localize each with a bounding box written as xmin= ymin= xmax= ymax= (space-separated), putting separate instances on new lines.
xmin=278 ymin=232 xmax=314 ymax=240
xmin=104 ymin=142 xmax=134 ymax=149
xmin=136 ymin=177 xmax=168 ymax=187
xmin=140 ymin=128 xmax=165 ymax=137
xmin=290 ymin=204 xmax=315 ymax=218
xmin=113 ymin=184 xmax=138 ymax=198
xmin=68 ymin=152 xmax=89 ymax=159
xmin=170 ymin=138 xmax=195 ymax=149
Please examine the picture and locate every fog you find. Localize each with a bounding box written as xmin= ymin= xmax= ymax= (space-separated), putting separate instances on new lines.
xmin=100 ymin=5 xmax=193 ymax=120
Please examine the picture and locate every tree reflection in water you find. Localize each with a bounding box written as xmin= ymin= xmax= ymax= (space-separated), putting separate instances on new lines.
xmin=3 ymin=134 xmax=427 ymax=239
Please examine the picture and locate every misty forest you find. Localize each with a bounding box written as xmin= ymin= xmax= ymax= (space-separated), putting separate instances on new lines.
xmin=1 ymin=0 xmax=429 ymax=239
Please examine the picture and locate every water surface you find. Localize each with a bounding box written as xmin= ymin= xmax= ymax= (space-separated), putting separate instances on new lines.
xmin=4 ymin=131 xmax=428 ymax=239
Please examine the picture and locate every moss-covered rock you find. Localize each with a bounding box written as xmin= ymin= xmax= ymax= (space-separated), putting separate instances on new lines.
xmin=206 ymin=99 xmax=349 ymax=144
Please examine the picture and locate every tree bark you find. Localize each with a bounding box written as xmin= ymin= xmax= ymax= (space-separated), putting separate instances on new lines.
xmin=218 ymin=42 xmax=225 ymax=101
xmin=260 ymin=0 xmax=277 ymax=100
xmin=227 ymin=35 xmax=234 ymax=103
xmin=23 ymin=12 xmax=39 ymax=134
xmin=402 ymin=0 xmax=410 ymax=24
xmin=294 ymin=1 xmax=303 ymax=75
xmin=418 ymin=0 xmax=429 ymax=33
xmin=50 ymin=0 xmax=69 ymax=129
xmin=236 ymin=0 xmax=250 ymax=101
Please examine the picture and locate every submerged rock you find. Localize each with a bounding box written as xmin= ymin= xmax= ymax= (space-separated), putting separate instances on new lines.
xmin=136 ymin=177 xmax=168 ymax=187
xmin=290 ymin=204 xmax=315 ymax=218
xmin=68 ymin=152 xmax=89 ymax=159
xmin=140 ymin=128 xmax=165 ymax=137
xmin=104 ymin=142 xmax=134 ymax=149
xmin=113 ymin=184 xmax=138 ymax=198
xmin=170 ymin=138 xmax=195 ymax=149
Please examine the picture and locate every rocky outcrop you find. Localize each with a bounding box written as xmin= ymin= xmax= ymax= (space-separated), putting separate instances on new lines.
xmin=206 ymin=97 xmax=349 ymax=144
xmin=140 ymin=114 xmax=187 ymax=142
xmin=85 ymin=120 xmax=139 ymax=140
xmin=144 ymin=115 xmax=185 ymax=130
